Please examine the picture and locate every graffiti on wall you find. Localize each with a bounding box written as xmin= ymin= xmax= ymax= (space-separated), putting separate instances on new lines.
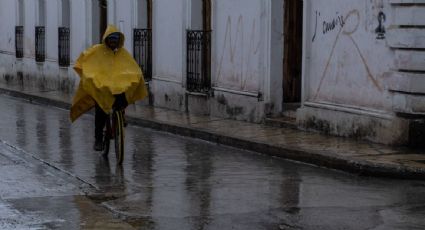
xmin=312 ymin=11 xmax=346 ymax=42
xmin=313 ymin=9 xmax=383 ymax=100
xmin=216 ymin=15 xmax=261 ymax=91
xmin=375 ymin=11 xmax=386 ymax=39
xmin=323 ymin=13 xmax=346 ymax=35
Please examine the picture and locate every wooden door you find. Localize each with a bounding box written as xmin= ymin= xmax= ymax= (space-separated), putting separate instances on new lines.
xmin=283 ymin=0 xmax=303 ymax=103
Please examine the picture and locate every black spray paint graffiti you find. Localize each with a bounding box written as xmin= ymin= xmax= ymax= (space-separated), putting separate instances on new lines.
xmin=323 ymin=13 xmax=345 ymax=34
xmin=375 ymin=11 xmax=386 ymax=39
xmin=312 ymin=11 xmax=346 ymax=42
xmin=313 ymin=9 xmax=383 ymax=100
xmin=312 ymin=11 xmax=319 ymax=42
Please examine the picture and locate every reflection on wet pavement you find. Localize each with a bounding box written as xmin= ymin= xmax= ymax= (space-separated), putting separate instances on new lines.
xmin=0 ymin=94 xmax=425 ymax=229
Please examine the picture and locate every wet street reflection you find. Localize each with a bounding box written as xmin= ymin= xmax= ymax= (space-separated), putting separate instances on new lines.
xmin=0 ymin=94 xmax=425 ymax=229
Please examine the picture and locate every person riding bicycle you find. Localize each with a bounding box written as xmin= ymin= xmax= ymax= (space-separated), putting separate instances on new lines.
xmin=70 ymin=25 xmax=148 ymax=151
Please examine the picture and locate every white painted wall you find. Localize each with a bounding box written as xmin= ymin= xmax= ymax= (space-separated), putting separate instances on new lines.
xmin=38 ymin=0 xmax=46 ymax=26
xmin=153 ymin=0 xmax=185 ymax=81
xmin=115 ymin=0 xmax=134 ymax=52
xmin=71 ymin=0 xmax=87 ymax=62
xmin=92 ymin=0 xmax=101 ymax=44
xmin=23 ymin=0 xmax=36 ymax=57
xmin=0 ymin=0 xmax=17 ymax=54
xmin=213 ymin=0 xmax=267 ymax=94
xmin=269 ymin=0 xmax=284 ymax=113
xmin=136 ymin=0 xmax=148 ymax=28
xmin=303 ymin=0 xmax=393 ymax=111
xmin=61 ymin=0 xmax=71 ymax=28
xmin=191 ymin=0 xmax=202 ymax=30
xmin=45 ymin=0 xmax=59 ymax=60
xmin=17 ymin=0 xmax=25 ymax=26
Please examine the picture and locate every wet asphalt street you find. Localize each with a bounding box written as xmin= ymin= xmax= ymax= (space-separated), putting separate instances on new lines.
xmin=0 ymin=94 xmax=425 ymax=230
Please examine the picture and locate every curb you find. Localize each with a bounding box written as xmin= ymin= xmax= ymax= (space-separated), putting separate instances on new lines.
xmin=1 ymin=87 xmax=424 ymax=180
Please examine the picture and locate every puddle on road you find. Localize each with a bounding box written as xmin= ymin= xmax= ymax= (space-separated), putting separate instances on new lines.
xmin=6 ymin=195 xmax=138 ymax=230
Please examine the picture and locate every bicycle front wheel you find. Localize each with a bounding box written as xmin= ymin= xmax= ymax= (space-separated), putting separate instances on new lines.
xmin=113 ymin=110 xmax=125 ymax=165
xmin=102 ymin=115 xmax=111 ymax=157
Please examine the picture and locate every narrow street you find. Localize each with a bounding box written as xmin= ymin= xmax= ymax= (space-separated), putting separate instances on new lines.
xmin=0 ymin=94 xmax=425 ymax=230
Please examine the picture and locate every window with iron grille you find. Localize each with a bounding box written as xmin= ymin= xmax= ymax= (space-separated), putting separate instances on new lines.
xmin=35 ymin=26 xmax=45 ymax=62
xmin=133 ymin=29 xmax=152 ymax=81
xmin=58 ymin=27 xmax=70 ymax=67
xmin=15 ymin=26 xmax=24 ymax=58
xmin=186 ymin=30 xmax=211 ymax=93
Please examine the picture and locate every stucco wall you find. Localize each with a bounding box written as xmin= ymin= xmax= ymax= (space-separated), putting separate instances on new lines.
xmin=213 ymin=0 xmax=267 ymax=94
xmin=303 ymin=0 xmax=393 ymax=111
xmin=150 ymin=0 xmax=186 ymax=111
xmin=153 ymin=0 xmax=185 ymax=81
xmin=0 ymin=0 xmax=81 ymax=92
xmin=0 ymin=0 xmax=16 ymax=55
xmin=207 ymin=0 xmax=276 ymax=122
xmin=299 ymin=0 xmax=425 ymax=145
xmin=114 ymin=0 xmax=135 ymax=53
xmin=71 ymin=0 xmax=87 ymax=62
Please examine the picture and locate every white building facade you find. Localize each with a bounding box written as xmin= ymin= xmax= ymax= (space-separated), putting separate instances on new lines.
xmin=0 ymin=0 xmax=424 ymax=147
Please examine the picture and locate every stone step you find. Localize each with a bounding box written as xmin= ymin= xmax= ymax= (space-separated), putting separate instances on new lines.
xmin=282 ymin=103 xmax=301 ymax=119
xmin=265 ymin=116 xmax=298 ymax=130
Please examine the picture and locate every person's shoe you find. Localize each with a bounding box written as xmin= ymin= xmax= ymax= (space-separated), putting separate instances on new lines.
xmin=93 ymin=139 xmax=103 ymax=151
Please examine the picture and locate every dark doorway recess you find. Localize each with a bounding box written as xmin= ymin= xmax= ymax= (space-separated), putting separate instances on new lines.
xmin=283 ymin=0 xmax=303 ymax=103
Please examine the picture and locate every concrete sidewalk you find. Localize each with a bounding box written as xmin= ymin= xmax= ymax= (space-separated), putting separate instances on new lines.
xmin=0 ymin=82 xmax=424 ymax=180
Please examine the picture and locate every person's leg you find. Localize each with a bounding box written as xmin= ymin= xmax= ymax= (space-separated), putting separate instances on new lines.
xmin=94 ymin=104 xmax=107 ymax=150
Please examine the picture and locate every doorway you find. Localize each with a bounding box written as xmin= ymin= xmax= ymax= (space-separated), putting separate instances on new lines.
xmin=283 ymin=0 xmax=303 ymax=104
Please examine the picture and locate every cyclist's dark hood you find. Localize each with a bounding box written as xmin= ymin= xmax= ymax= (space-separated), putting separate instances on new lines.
xmin=102 ymin=25 xmax=125 ymax=49
xmin=70 ymin=25 xmax=148 ymax=122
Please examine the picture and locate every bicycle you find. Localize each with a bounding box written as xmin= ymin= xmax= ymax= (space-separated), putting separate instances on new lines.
xmin=102 ymin=108 xmax=125 ymax=165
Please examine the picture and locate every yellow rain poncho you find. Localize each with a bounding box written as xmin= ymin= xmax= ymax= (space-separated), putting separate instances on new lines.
xmin=70 ymin=25 xmax=148 ymax=122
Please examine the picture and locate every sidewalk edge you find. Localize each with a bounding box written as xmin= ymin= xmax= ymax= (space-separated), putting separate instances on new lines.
xmin=1 ymin=87 xmax=424 ymax=180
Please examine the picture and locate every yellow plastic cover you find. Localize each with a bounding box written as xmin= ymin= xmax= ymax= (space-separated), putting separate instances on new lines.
xmin=70 ymin=25 xmax=148 ymax=122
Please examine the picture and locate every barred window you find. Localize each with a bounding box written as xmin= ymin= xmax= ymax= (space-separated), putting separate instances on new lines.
xmin=35 ymin=26 xmax=45 ymax=62
xmin=58 ymin=27 xmax=70 ymax=67
xmin=15 ymin=26 xmax=24 ymax=58
xmin=133 ymin=29 xmax=152 ymax=81
xmin=186 ymin=30 xmax=211 ymax=92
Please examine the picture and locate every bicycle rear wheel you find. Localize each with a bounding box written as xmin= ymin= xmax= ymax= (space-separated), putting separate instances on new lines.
xmin=113 ymin=110 xmax=125 ymax=165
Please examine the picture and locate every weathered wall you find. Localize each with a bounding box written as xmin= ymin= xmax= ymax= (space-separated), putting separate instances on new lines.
xmin=386 ymin=2 xmax=425 ymax=117
xmin=0 ymin=0 xmax=78 ymax=93
xmin=0 ymin=0 xmax=16 ymax=55
xmin=70 ymin=0 xmax=87 ymax=62
xmin=213 ymin=0 xmax=267 ymax=94
xmin=208 ymin=0 xmax=275 ymax=122
xmin=304 ymin=0 xmax=393 ymax=109
xmin=298 ymin=0 xmax=425 ymax=146
xmin=269 ymin=0 xmax=284 ymax=115
xmin=114 ymin=0 xmax=135 ymax=53
xmin=150 ymin=0 xmax=186 ymax=111
xmin=0 ymin=0 xmax=286 ymax=123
